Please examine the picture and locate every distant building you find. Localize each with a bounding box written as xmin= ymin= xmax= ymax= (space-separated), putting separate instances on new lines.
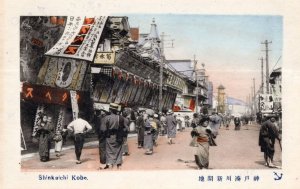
xmin=227 ymin=97 xmax=247 ymax=116
xmin=167 ymin=60 xmax=209 ymax=112
xmin=217 ymin=84 xmax=226 ymax=113
xmin=269 ymin=67 xmax=282 ymax=113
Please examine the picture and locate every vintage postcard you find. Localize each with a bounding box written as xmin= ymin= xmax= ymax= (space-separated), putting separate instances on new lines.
xmin=1 ymin=0 xmax=300 ymax=189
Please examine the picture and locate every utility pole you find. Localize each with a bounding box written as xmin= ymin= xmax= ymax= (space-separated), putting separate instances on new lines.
xmin=193 ymin=55 xmax=199 ymax=113
xmin=159 ymin=32 xmax=164 ymax=113
xmin=261 ymin=40 xmax=272 ymax=94
xmin=259 ymin=57 xmax=264 ymax=94
xmin=253 ymin=78 xmax=256 ymax=115
xmin=159 ymin=32 xmax=174 ymax=113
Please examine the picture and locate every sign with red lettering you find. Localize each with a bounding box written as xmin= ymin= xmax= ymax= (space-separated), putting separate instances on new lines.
xmin=45 ymin=16 xmax=107 ymax=61
xmin=21 ymin=83 xmax=88 ymax=106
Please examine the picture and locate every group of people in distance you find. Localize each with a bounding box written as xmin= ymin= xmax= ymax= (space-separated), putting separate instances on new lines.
xmin=32 ymin=105 xmax=281 ymax=170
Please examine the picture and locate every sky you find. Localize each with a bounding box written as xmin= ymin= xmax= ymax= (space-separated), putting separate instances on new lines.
xmin=126 ymin=14 xmax=283 ymax=102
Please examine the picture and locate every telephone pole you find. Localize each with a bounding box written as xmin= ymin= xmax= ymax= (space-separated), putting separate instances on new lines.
xmin=159 ymin=32 xmax=174 ymax=113
xmin=259 ymin=57 xmax=264 ymax=94
xmin=193 ymin=55 xmax=199 ymax=113
xmin=261 ymin=40 xmax=272 ymax=94
xmin=253 ymin=78 xmax=256 ymax=114
xmin=159 ymin=32 xmax=164 ymax=113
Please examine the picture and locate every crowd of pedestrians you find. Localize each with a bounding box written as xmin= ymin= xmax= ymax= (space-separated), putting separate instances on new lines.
xmin=31 ymin=105 xmax=281 ymax=170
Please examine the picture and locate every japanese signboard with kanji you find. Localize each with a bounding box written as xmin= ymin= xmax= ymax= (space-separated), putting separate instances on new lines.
xmin=94 ymin=52 xmax=116 ymax=64
xmin=45 ymin=16 xmax=107 ymax=61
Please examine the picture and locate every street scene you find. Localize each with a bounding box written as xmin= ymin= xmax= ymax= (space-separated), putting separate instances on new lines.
xmin=21 ymin=122 xmax=281 ymax=170
xmin=20 ymin=15 xmax=282 ymax=171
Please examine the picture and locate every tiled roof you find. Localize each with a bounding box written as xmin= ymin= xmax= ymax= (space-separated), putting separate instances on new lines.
xmin=167 ymin=60 xmax=193 ymax=78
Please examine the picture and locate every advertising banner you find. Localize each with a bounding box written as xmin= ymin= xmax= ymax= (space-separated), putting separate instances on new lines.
xmin=45 ymin=16 xmax=107 ymax=61
xmin=70 ymin=90 xmax=79 ymax=120
xmin=259 ymin=94 xmax=274 ymax=113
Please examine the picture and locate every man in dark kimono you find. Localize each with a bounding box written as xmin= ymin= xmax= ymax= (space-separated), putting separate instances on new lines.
xmin=101 ymin=103 xmax=125 ymax=169
xmin=259 ymin=117 xmax=281 ymax=168
xmin=234 ymin=116 xmax=241 ymax=130
xmin=166 ymin=110 xmax=177 ymax=144
xmin=136 ymin=111 xmax=145 ymax=148
xmin=95 ymin=110 xmax=110 ymax=169
xmin=121 ymin=111 xmax=130 ymax=156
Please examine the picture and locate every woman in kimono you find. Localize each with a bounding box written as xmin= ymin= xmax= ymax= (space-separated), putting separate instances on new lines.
xmin=190 ymin=117 xmax=212 ymax=169
xmin=143 ymin=113 xmax=154 ymax=155
xmin=36 ymin=114 xmax=54 ymax=162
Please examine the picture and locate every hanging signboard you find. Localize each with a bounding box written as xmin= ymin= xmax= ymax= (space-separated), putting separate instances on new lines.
xmin=259 ymin=94 xmax=274 ymax=113
xmin=21 ymin=82 xmax=87 ymax=106
xmin=45 ymin=16 xmax=107 ymax=61
xmin=70 ymin=90 xmax=79 ymax=120
xmin=94 ymin=52 xmax=116 ymax=64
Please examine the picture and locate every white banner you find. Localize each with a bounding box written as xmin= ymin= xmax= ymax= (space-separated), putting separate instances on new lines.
xmin=32 ymin=105 xmax=45 ymax=137
xmin=45 ymin=16 xmax=108 ymax=61
xmin=70 ymin=90 xmax=79 ymax=120
xmin=56 ymin=107 xmax=65 ymax=132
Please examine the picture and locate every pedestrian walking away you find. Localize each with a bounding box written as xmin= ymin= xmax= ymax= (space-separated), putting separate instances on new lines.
xmin=166 ymin=110 xmax=177 ymax=144
xmin=67 ymin=113 xmax=93 ymax=164
xmin=209 ymin=111 xmax=220 ymax=138
xmin=96 ymin=110 xmax=110 ymax=168
xmin=121 ymin=111 xmax=130 ymax=156
xmin=259 ymin=116 xmax=281 ymax=168
xmin=152 ymin=113 xmax=161 ymax=146
xmin=101 ymin=103 xmax=126 ymax=169
xmin=136 ymin=111 xmax=145 ymax=148
xmin=53 ymin=124 xmax=67 ymax=158
xmin=144 ymin=113 xmax=154 ymax=155
xmin=160 ymin=113 xmax=167 ymax=136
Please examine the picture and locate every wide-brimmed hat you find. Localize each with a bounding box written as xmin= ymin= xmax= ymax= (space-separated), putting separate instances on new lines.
xmin=167 ymin=110 xmax=173 ymax=115
xmin=109 ymin=103 xmax=121 ymax=111
xmin=154 ymin=114 xmax=158 ymax=118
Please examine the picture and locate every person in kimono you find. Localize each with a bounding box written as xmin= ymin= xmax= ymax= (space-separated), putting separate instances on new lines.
xmin=144 ymin=113 xmax=154 ymax=155
xmin=234 ymin=116 xmax=241 ymax=130
xmin=259 ymin=117 xmax=281 ymax=168
xmin=209 ymin=111 xmax=220 ymax=138
xmin=36 ymin=114 xmax=54 ymax=162
xmin=136 ymin=110 xmax=145 ymax=148
xmin=101 ymin=103 xmax=125 ymax=169
xmin=166 ymin=110 xmax=177 ymax=144
xmin=190 ymin=117 xmax=212 ymax=169
xmin=96 ymin=110 xmax=110 ymax=169
xmin=121 ymin=111 xmax=130 ymax=156
xmin=152 ymin=114 xmax=161 ymax=146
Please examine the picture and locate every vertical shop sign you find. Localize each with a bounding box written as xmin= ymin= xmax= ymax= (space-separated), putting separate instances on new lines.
xmin=70 ymin=90 xmax=79 ymax=120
